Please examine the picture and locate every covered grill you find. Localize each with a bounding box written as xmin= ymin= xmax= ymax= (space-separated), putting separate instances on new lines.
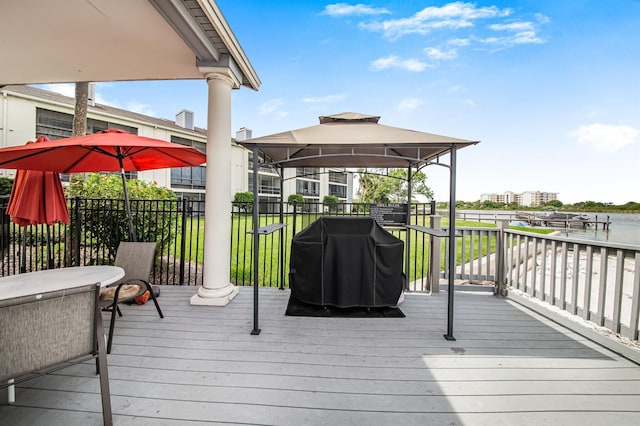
xmin=289 ymin=217 xmax=405 ymax=308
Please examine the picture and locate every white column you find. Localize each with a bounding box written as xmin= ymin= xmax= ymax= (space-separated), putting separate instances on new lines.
xmin=190 ymin=70 xmax=239 ymax=306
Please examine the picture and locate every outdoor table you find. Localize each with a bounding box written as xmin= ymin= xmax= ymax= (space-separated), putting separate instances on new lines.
xmin=0 ymin=265 xmax=124 ymax=404
xmin=0 ymin=265 xmax=125 ymax=299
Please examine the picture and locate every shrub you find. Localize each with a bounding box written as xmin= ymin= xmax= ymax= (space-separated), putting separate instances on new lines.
xmin=67 ymin=173 xmax=178 ymax=262
xmin=288 ymin=194 xmax=304 ymax=204
xmin=233 ymin=191 xmax=254 ymax=212
xmin=0 ymin=177 xmax=13 ymax=196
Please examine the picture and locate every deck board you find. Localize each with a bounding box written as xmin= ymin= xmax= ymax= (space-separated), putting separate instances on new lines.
xmin=2 ymin=286 xmax=640 ymax=425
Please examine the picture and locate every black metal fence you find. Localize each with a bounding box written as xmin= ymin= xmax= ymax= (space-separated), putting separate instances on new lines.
xmin=1 ymin=196 xmax=436 ymax=289
xmin=1 ymin=196 xmax=206 ymax=286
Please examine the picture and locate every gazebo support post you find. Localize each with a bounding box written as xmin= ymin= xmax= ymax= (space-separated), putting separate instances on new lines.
xmin=444 ymin=146 xmax=457 ymax=341
xmin=251 ymin=145 xmax=261 ymax=335
xmin=279 ymin=168 xmax=285 ymax=290
xmin=405 ymin=166 xmax=412 ymax=290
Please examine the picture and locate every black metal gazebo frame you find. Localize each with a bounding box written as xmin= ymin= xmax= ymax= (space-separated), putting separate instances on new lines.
xmin=238 ymin=113 xmax=479 ymax=340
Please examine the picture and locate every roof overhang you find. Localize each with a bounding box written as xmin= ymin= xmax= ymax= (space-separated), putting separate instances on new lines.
xmin=0 ymin=0 xmax=260 ymax=90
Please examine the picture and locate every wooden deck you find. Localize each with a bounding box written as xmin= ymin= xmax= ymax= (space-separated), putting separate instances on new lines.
xmin=2 ymin=285 xmax=640 ymax=425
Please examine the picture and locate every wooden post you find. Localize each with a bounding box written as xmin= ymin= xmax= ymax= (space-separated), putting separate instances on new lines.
xmin=495 ymin=219 xmax=508 ymax=297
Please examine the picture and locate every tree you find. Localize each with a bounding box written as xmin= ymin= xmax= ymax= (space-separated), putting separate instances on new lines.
xmin=323 ymin=195 xmax=339 ymax=211
xmin=547 ymin=199 xmax=563 ymax=208
xmin=288 ymin=194 xmax=304 ymax=204
xmin=233 ymin=191 xmax=253 ymax=212
xmin=73 ymin=82 xmax=89 ymax=137
xmin=357 ymin=168 xmax=434 ymax=203
xmin=65 ymin=82 xmax=89 ymax=266
xmin=481 ymin=200 xmax=503 ymax=209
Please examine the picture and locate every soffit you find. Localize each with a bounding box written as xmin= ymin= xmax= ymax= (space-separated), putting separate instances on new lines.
xmin=0 ymin=0 xmax=259 ymax=89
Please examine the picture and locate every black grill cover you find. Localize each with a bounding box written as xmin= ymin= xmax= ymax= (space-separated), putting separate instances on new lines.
xmin=290 ymin=217 xmax=404 ymax=308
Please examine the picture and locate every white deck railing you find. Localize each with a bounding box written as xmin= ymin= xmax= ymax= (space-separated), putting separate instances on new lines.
xmin=434 ymin=221 xmax=640 ymax=342
xmin=501 ymin=228 xmax=640 ymax=341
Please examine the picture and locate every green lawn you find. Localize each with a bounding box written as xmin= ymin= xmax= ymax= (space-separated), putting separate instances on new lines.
xmin=175 ymin=214 xmax=547 ymax=287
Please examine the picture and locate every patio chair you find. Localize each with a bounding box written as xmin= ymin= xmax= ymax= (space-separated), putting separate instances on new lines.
xmin=99 ymin=241 xmax=164 ymax=354
xmin=0 ymin=283 xmax=112 ymax=425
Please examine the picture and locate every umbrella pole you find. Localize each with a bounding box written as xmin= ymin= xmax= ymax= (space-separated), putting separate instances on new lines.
xmin=118 ymin=156 xmax=137 ymax=242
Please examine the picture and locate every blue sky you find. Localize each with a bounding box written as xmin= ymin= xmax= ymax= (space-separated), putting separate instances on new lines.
xmin=40 ymin=1 xmax=640 ymax=204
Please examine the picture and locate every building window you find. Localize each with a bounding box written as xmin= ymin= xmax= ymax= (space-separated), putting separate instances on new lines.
xmin=296 ymin=167 xmax=320 ymax=179
xmin=296 ymin=179 xmax=319 ymax=196
xmin=35 ymin=108 xmax=138 ymax=181
xmin=36 ymin=108 xmax=73 ymax=139
xmin=329 ymin=184 xmax=347 ymax=198
xmin=171 ymin=166 xmax=206 ymax=188
xmin=170 ymin=136 xmax=206 ymax=189
xmin=248 ymin=173 xmax=281 ymax=195
xmin=329 ymin=170 xmax=348 ymax=184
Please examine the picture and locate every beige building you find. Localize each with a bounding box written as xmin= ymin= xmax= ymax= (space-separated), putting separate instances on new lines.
xmin=0 ymin=85 xmax=352 ymax=206
xmin=481 ymin=190 xmax=558 ymax=207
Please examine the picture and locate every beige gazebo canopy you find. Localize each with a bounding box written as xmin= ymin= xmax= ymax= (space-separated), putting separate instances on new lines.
xmin=239 ymin=112 xmax=477 ymax=168
xmin=238 ymin=112 xmax=480 ymax=340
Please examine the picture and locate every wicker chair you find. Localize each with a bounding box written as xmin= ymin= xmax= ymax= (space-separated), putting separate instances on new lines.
xmin=99 ymin=241 xmax=164 ymax=354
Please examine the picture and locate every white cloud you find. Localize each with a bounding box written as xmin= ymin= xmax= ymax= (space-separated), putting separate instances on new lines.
xmin=461 ymin=99 xmax=475 ymax=107
xmin=38 ymin=83 xmax=155 ymax=116
xmin=489 ymin=21 xmax=534 ymax=32
xmin=479 ymin=30 xmax=543 ymax=47
xmin=424 ymin=47 xmax=458 ymax=60
xmin=397 ymin=97 xmax=422 ymax=110
xmin=359 ymin=2 xmax=511 ymax=40
xmin=259 ymin=98 xmax=288 ymax=119
xmin=482 ymin=19 xmax=544 ymax=47
xmin=322 ymin=3 xmax=390 ymax=17
xmin=535 ymin=13 xmax=551 ymax=24
xmin=370 ymin=55 xmax=429 ymax=72
xmin=39 ymin=83 xmax=75 ymax=97
xmin=124 ymin=101 xmax=156 ymax=117
xmin=571 ymin=123 xmax=639 ymax=153
xmin=449 ymin=37 xmax=470 ymax=47
xmin=301 ymin=94 xmax=347 ymax=104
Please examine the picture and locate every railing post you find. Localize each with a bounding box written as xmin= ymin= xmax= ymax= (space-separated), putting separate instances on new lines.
xmin=179 ymin=198 xmax=188 ymax=286
xmin=495 ymin=219 xmax=508 ymax=297
xmin=430 ymin=215 xmax=441 ymax=293
xmin=74 ymin=195 xmax=81 ymax=266
xmin=292 ymin=201 xmax=298 ymax=236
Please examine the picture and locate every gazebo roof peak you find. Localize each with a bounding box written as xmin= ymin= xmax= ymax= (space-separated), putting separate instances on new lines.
xmin=319 ymin=112 xmax=380 ymax=124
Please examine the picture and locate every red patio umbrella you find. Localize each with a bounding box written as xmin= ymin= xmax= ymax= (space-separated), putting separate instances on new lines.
xmin=6 ymin=136 xmax=70 ymax=270
xmin=0 ymin=129 xmax=206 ymax=241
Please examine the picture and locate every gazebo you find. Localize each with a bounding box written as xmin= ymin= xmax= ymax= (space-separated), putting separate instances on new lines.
xmin=238 ymin=112 xmax=479 ymax=340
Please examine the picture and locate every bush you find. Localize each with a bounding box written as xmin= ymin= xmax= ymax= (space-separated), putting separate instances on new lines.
xmin=67 ymin=173 xmax=178 ymax=262
xmin=233 ymin=191 xmax=254 ymax=212
xmin=0 ymin=177 xmax=14 ymax=196
xmin=323 ymin=195 xmax=339 ymax=211
xmin=288 ymin=194 xmax=304 ymax=204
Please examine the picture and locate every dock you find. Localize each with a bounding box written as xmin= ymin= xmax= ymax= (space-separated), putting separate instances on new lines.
xmin=454 ymin=211 xmax=611 ymax=230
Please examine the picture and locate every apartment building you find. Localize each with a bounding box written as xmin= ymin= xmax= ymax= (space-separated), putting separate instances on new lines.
xmin=481 ymin=190 xmax=558 ymax=207
xmin=0 ymin=85 xmax=352 ymax=205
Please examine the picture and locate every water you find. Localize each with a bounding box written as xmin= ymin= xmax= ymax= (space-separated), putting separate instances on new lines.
xmin=557 ymin=212 xmax=640 ymax=246
xmin=455 ymin=210 xmax=640 ymax=247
